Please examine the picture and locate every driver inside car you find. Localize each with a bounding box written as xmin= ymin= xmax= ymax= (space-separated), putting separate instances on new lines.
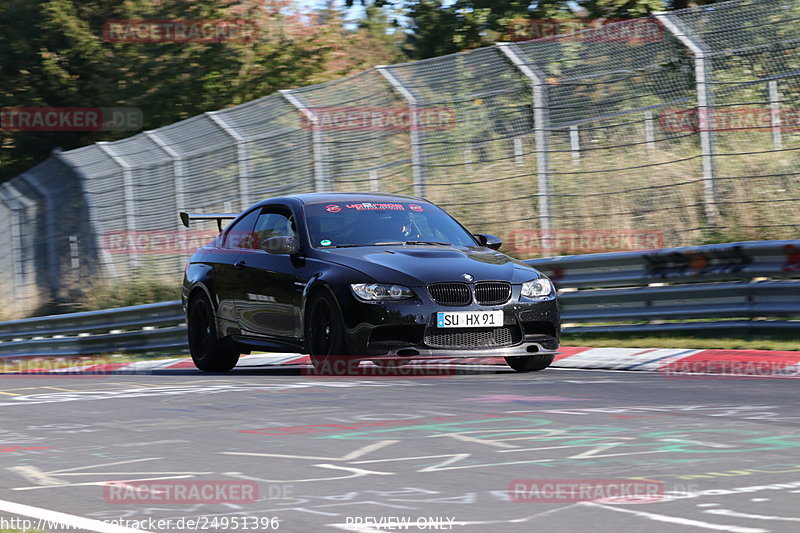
xmin=359 ymin=210 xmax=420 ymax=244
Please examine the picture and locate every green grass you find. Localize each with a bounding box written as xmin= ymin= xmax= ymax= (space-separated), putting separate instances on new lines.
xmin=562 ymin=331 xmax=800 ymax=351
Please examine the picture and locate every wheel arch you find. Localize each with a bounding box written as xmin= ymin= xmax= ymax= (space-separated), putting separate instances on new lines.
xmin=301 ymin=281 xmax=341 ymax=337
xmin=187 ymin=282 xmax=214 ymax=309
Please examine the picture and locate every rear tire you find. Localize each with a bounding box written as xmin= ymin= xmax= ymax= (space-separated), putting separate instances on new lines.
xmin=306 ymin=292 xmax=359 ymax=375
xmin=504 ymin=354 xmax=554 ymax=372
xmin=187 ymin=293 xmax=240 ymax=372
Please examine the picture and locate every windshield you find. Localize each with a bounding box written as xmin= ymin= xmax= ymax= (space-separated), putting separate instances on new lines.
xmin=304 ymin=200 xmax=478 ymax=248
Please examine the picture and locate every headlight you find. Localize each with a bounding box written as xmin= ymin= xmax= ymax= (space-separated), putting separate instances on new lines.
xmin=351 ymin=283 xmax=414 ymax=301
xmin=521 ymin=278 xmax=554 ymax=299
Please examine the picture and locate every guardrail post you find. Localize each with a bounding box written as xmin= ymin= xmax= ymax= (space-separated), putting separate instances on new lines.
xmin=206 ymin=111 xmax=252 ymax=209
xmin=96 ymin=142 xmax=139 ymax=268
xmin=655 ymin=12 xmax=719 ymax=226
xmin=497 ymin=42 xmax=552 ymax=233
xmin=145 ymin=131 xmax=185 ymax=227
xmin=376 ymin=65 xmax=426 ymax=198
xmin=280 ymin=89 xmax=328 ymax=193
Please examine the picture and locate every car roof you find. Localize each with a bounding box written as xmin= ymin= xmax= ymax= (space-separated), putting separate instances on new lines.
xmin=250 ymin=192 xmax=429 ymax=209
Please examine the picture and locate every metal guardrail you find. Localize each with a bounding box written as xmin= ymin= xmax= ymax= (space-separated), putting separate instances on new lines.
xmin=0 ymin=240 xmax=797 ymax=356
xmin=526 ymin=240 xmax=800 ymax=288
xmin=526 ymin=239 xmax=800 ymax=334
xmin=0 ymin=302 xmax=186 ymax=357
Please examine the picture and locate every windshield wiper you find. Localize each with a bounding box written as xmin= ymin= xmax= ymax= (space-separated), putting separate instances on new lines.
xmin=372 ymin=241 xmax=452 ymax=246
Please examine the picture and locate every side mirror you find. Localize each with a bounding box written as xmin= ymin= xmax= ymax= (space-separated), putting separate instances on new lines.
xmin=474 ymin=233 xmax=502 ymax=250
xmin=262 ymin=235 xmax=299 ymax=255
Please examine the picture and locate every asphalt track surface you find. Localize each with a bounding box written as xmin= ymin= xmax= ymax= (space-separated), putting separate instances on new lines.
xmin=0 ymin=363 xmax=798 ymax=533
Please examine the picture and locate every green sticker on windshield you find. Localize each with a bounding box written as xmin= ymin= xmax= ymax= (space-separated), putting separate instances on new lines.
xmin=320 ymin=239 xmax=332 ymax=247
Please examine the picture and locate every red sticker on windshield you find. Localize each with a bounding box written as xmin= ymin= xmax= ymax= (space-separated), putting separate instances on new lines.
xmin=325 ymin=204 xmax=341 ymax=213
xmin=409 ymin=204 xmax=424 ymax=212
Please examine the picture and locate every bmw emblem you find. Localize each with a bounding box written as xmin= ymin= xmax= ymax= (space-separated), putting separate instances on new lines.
xmin=462 ymin=273 xmax=474 ymax=281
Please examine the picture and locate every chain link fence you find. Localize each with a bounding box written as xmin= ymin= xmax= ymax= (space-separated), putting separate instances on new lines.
xmin=1 ymin=0 xmax=799 ymax=318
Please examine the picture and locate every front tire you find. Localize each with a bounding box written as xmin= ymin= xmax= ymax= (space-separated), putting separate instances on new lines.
xmin=187 ymin=293 xmax=240 ymax=372
xmin=306 ymin=292 xmax=359 ymax=375
xmin=504 ymin=354 xmax=554 ymax=372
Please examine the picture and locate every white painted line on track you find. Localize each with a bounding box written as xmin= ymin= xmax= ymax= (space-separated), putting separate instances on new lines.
xmin=0 ymin=498 xmax=152 ymax=533
xmin=582 ymin=502 xmax=768 ymax=533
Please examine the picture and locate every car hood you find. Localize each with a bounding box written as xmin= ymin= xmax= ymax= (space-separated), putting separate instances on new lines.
xmin=315 ymin=245 xmax=543 ymax=286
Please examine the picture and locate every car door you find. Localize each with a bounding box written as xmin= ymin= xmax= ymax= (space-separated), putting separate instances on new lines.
xmin=211 ymin=208 xmax=260 ymax=327
xmin=234 ymin=206 xmax=303 ymax=339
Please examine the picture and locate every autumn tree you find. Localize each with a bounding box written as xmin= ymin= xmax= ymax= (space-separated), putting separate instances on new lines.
xmin=0 ymin=0 xmax=400 ymax=181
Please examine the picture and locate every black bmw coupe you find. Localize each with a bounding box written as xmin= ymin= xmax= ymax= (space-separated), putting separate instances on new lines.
xmin=181 ymin=193 xmax=559 ymax=373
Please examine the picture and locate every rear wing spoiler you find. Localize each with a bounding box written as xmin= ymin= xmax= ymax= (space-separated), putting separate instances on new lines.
xmin=179 ymin=212 xmax=237 ymax=232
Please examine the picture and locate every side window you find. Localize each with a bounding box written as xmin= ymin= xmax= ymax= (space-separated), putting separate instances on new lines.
xmin=222 ymin=209 xmax=259 ymax=249
xmin=253 ymin=209 xmax=295 ymax=250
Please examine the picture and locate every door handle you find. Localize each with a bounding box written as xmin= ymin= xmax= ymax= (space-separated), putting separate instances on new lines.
xmin=234 ymin=260 xmax=246 ymax=270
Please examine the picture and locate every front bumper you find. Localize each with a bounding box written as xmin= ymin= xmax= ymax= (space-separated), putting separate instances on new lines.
xmin=332 ymin=284 xmax=560 ymax=358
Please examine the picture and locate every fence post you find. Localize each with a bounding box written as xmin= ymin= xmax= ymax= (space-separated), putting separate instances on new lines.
xmin=497 ymin=42 xmax=552 ymax=232
xmin=768 ymin=80 xmax=783 ymax=151
xmin=145 ymin=131 xmax=185 ymax=226
xmin=644 ymin=110 xmax=656 ymax=153
xmin=17 ymin=172 xmax=59 ymax=297
xmin=369 ymin=169 xmax=379 ymax=192
xmin=0 ymin=184 xmax=25 ymax=316
xmin=96 ymin=142 xmax=139 ymax=268
xmin=280 ymin=89 xmax=328 ymax=193
xmin=569 ymin=125 xmax=581 ymax=166
xmin=513 ymin=137 xmax=524 ymax=166
xmin=376 ymin=65 xmax=425 ymax=198
xmin=655 ymin=12 xmax=719 ymax=225
xmin=52 ymin=149 xmax=118 ymax=279
xmin=207 ymin=111 xmax=252 ymax=209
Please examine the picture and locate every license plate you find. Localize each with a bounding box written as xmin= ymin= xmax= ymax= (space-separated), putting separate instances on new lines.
xmin=436 ymin=310 xmax=503 ymax=328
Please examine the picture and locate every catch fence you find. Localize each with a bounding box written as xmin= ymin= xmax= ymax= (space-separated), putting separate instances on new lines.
xmin=1 ymin=0 xmax=799 ymax=317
